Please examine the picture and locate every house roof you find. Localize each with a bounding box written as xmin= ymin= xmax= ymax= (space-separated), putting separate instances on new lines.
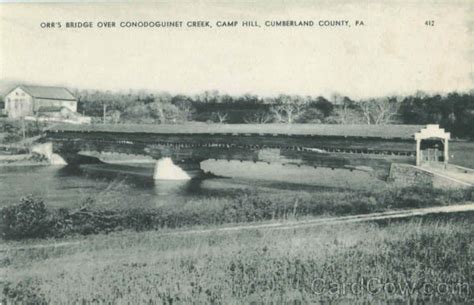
xmin=48 ymin=123 xmax=426 ymax=139
xmin=14 ymin=85 xmax=77 ymax=101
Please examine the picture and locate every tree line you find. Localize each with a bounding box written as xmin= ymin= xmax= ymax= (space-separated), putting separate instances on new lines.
xmin=68 ymin=89 xmax=472 ymax=139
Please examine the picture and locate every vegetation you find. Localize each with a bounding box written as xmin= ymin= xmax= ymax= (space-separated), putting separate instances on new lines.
xmin=1 ymin=218 xmax=472 ymax=303
xmin=0 ymin=197 xmax=52 ymax=240
xmin=73 ymin=89 xmax=474 ymax=139
xmin=0 ymin=87 xmax=473 ymax=139
xmin=0 ymin=118 xmax=46 ymax=144
xmin=1 ymin=186 xmax=472 ymax=240
xmin=1 ymin=89 xmax=473 ymax=143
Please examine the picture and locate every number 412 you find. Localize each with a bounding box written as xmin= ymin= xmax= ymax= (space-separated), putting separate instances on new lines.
xmin=425 ymin=20 xmax=435 ymax=26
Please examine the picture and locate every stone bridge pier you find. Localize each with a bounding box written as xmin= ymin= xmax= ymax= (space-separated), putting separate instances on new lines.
xmin=33 ymin=142 xmax=104 ymax=166
xmin=145 ymin=145 xmax=205 ymax=180
xmin=153 ymin=158 xmax=203 ymax=180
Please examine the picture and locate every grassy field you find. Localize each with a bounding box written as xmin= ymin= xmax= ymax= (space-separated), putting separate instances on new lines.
xmin=451 ymin=141 xmax=474 ymax=168
xmin=1 ymin=216 xmax=472 ymax=304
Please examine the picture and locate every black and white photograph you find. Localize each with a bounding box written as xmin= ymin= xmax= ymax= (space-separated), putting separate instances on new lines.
xmin=0 ymin=1 xmax=473 ymax=304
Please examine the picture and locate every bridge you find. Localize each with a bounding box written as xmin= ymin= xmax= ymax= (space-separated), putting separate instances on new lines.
xmin=39 ymin=123 xmax=466 ymax=184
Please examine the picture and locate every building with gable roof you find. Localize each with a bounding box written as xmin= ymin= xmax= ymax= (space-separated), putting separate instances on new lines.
xmin=4 ymin=85 xmax=77 ymax=119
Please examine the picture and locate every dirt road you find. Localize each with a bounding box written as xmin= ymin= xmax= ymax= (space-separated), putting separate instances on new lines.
xmin=1 ymin=202 xmax=473 ymax=252
xmin=162 ymin=202 xmax=474 ymax=236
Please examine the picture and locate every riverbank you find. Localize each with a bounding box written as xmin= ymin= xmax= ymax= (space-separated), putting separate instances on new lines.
xmin=0 ymin=154 xmax=48 ymax=167
xmin=1 ymin=214 xmax=472 ymax=304
xmin=0 ymin=161 xmax=47 ymax=167
xmin=1 ymin=185 xmax=472 ymax=240
xmin=2 ymin=202 xmax=473 ymax=252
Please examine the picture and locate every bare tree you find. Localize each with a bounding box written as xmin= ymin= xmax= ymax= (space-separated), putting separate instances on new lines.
xmin=178 ymin=104 xmax=194 ymax=122
xmin=326 ymin=93 xmax=361 ymax=124
xmin=214 ymin=111 xmax=228 ymax=123
xmin=199 ymin=90 xmax=220 ymax=103
xmin=271 ymin=95 xmax=308 ymax=124
xmin=358 ymin=97 xmax=399 ymax=125
xmin=331 ymin=105 xmax=361 ymax=124
xmin=243 ymin=110 xmax=273 ymax=124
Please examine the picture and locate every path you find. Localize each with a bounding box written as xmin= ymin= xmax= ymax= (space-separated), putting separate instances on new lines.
xmin=1 ymin=202 xmax=473 ymax=252
xmin=423 ymin=164 xmax=474 ymax=186
xmin=435 ymin=166 xmax=474 ymax=185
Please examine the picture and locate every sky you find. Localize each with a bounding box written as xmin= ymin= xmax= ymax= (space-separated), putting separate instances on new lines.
xmin=0 ymin=1 xmax=472 ymax=99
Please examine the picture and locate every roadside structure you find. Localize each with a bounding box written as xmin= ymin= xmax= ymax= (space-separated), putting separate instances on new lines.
xmin=4 ymin=85 xmax=77 ymax=119
xmin=414 ymin=124 xmax=450 ymax=166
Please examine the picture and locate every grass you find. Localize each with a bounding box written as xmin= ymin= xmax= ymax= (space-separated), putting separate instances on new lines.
xmin=451 ymin=141 xmax=474 ymax=168
xmin=1 ymin=183 xmax=472 ymax=303
xmin=1 ymin=186 xmax=473 ymax=240
xmin=1 ymin=217 xmax=472 ymax=304
xmin=0 ymin=118 xmax=47 ymax=145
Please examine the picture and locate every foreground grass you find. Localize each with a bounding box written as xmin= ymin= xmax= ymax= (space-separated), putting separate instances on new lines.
xmin=1 ymin=217 xmax=472 ymax=304
xmin=2 ymin=186 xmax=473 ymax=240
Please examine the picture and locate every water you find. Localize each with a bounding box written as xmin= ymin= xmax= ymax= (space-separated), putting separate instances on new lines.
xmin=0 ymin=160 xmax=386 ymax=208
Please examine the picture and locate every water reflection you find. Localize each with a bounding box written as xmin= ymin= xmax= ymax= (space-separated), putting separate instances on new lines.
xmin=0 ymin=160 xmax=387 ymax=208
xmin=153 ymin=179 xmax=201 ymax=196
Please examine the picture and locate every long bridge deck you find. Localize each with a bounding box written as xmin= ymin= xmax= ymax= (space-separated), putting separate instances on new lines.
xmin=43 ymin=123 xmax=431 ymax=180
xmin=41 ymin=123 xmax=472 ymax=185
xmin=48 ymin=123 xmax=424 ymax=139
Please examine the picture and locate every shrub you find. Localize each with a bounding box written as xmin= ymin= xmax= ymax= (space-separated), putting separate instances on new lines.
xmin=120 ymin=208 xmax=157 ymax=231
xmin=0 ymin=196 xmax=53 ymax=240
xmin=28 ymin=152 xmax=49 ymax=162
xmin=2 ymin=279 xmax=47 ymax=305
xmin=378 ymin=186 xmax=474 ymax=209
xmin=0 ymin=119 xmax=47 ymax=144
xmin=1 ymin=186 xmax=473 ymax=240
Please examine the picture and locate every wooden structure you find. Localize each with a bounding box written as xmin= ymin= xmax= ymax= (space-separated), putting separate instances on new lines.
xmin=414 ymin=124 xmax=450 ymax=167
xmin=4 ymin=85 xmax=77 ymax=119
xmin=43 ymin=123 xmax=451 ymax=180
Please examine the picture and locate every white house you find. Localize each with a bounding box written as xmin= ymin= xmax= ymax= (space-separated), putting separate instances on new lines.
xmin=4 ymin=85 xmax=78 ymax=119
